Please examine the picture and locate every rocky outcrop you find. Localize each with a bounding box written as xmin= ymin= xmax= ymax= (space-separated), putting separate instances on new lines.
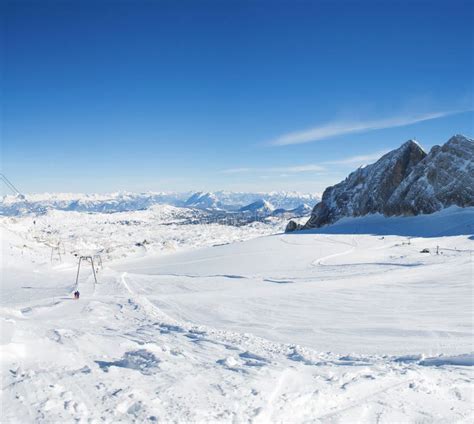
xmin=303 ymin=140 xmax=427 ymax=229
xmin=285 ymin=220 xmax=303 ymax=232
xmin=385 ymin=135 xmax=474 ymax=215
xmin=292 ymin=134 xmax=474 ymax=231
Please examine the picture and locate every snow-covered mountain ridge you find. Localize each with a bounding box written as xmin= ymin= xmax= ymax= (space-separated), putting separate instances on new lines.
xmin=239 ymin=199 xmax=275 ymax=214
xmin=0 ymin=190 xmax=320 ymax=216
xmin=290 ymin=134 xmax=473 ymax=231
xmin=183 ymin=191 xmax=320 ymax=211
xmin=0 ymin=192 xmax=190 ymax=215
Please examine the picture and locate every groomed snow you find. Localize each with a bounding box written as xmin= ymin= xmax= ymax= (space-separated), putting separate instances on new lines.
xmin=1 ymin=206 xmax=473 ymax=422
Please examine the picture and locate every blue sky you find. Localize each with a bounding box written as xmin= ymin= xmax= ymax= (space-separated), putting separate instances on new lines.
xmin=2 ymin=0 xmax=473 ymax=194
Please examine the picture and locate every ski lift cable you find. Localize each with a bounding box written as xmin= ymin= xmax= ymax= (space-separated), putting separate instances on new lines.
xmin=0 ymin=173 xmax=22 ymax=196
xmin=0 ymin=174 xmax=17 ymax=193
xmin=1 ymin=175 xmax=19 ymax=195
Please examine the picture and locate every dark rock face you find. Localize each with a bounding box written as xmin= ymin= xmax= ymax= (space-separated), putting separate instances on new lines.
xmin=296 ymin=134 xmax=474 ymax=231
xmin=285 ymin=220 xmax=303 ymax=232
xmin=385 ymin=135 xmax=474 ymax=215
xmin=303 ymin=140 xmax=427 ymax=229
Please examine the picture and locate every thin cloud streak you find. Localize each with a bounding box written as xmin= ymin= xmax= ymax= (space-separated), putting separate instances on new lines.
xmin=223 ymin=149 xmax=391 ymax=178
xmin=322 ymin=150 xmax=390 ymax=166
xmin=222 ymin=151 xmax=387 ymax=175
xmin=269 ymin=110 xmax=468 ymax=146
xmin=221 ymin=164 xmax=325 ymax=174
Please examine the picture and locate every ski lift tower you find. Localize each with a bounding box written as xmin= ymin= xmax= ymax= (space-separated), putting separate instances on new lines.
xmin=75 ymin=256 xmax=99 ymax=289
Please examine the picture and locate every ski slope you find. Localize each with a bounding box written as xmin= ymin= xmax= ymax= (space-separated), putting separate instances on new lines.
xmin=114 ymin=207 xmax=474 ymax=357
xmin=1 ymin=207 xmax=473 ymax=422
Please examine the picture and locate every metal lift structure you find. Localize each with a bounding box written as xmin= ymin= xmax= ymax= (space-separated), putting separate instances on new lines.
xmin=75 ymin=256 xmax=99 ymax=289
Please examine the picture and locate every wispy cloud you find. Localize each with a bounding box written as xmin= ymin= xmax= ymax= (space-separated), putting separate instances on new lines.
xmin=269 ymin=110 xmax=468 ymax=146
xmin=221 ymin=164 xmax=325 ymax=174
xmin=322 ymin=150 xmax=390 ymax=166
xmin=222 ymin=148 xmax=408 ymax=177
xmin=271 ymin=164 xmax=325 ymax=173
xmin=221 ymin=167 xmax=253 ymax=174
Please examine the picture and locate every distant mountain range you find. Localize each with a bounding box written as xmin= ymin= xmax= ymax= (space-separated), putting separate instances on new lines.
xmin=0 ymin=192 xmax=188 ymax=216
xmin=273 ymin=203 xmax=313 ymax=217
xmin=183 ymin=191 xmax=320 ymax=211
xmin=0 ymin=190 xmax=320 ymax=217
xmin=287 ymin=134 xmax=474 ymax=232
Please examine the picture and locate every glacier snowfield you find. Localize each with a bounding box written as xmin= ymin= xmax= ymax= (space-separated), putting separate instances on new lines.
xmin=1 ymin=206 xmax=473 ymax=423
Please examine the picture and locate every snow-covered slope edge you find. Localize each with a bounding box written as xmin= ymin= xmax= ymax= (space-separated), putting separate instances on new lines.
xmin=302 ymin=206 xmax=474 ymax=237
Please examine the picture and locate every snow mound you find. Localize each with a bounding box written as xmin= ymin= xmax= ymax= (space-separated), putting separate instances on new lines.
xmin=419 ymin=353 xmax=474 ymax=367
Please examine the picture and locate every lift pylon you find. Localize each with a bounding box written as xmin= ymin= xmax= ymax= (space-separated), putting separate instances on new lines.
xmin=75 ymin=256 xmax=98 ymax=289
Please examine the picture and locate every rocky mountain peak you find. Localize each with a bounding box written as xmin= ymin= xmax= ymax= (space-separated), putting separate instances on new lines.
xmin=385 ymin=135 xmax=473 ymax=216
xmin=302 ymin=138 xmax=426 ymax=229
xmin=287 ymin=134 xmax=473 ymax=232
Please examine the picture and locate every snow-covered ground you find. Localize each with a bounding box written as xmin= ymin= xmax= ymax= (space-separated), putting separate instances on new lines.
xmin=1 ymin=205 xmax=289 ymax=264
xmin=1 ymin=206 xmax=473 ymax=422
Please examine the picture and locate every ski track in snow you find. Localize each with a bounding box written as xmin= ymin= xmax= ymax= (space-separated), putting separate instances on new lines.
xmin=1 ymin=207 xmax=474 ymax=422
